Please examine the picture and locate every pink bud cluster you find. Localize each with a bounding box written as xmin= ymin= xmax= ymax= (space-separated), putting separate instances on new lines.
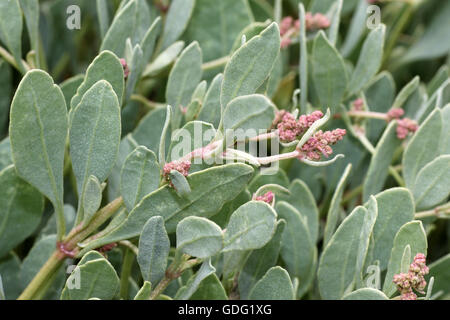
xmin=386 ymin=108 xmax=405 ymax=121
xmin=305 ymin=12 xmax=331 ymax=31
xmin=352 ymin=98 xmax=364 ymax=111
xmin=396 ymin=118 xmax=418 ymax=140
xmin=297 ymin=128 xmax=346 ymax=161
xmin=279 ymin=13 xmax=330 ymax=48
xmin=276 ymin=110 xmax=324 ymax=142
xmin=163 ymin=160 xmax=191 ymax=185
xmin=393 ymin=253 xmax=429 ymax=300
xmin=120 ymin=58 xmax=130 ymax=79
xmin=253 ymin=191 xmax=274 ymax=204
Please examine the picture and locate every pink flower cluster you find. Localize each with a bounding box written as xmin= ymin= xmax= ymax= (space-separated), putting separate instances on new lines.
xmin=254 ymin=191 xmax=274 ymax=204
xmin=305 ymin=12 xmax=331 ymax=31
xmin=352 ymin=98 xmax=364 ymax=111
xmin=279 ymin=13 xmax=330 ymax=48
xmin=120 ymin=58 xmax=130 ymax=79
xmin=396 ymin=118 xmax=418 ymax=140
xmin=276 ymin=110 xmax=324 ymax=142
xmin=386 ymin=108 xmax=405 ymax=121
xmin=393 ymin=253 xmax=429 ymax=300
xmin=297 ymin=128 xmax=346 ymax=161
xmin=163 ymin=160 xmax=191 ymax=184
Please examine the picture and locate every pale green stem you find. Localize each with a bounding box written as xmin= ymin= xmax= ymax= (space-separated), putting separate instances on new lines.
xmin=0 ymin=45 xmax=30 ymax=74
xmin=415 ymin=202 xmax=450 ymax=219
xmin=130 ymin=94 xmax=165 ymax=110
xmin=346 ymin=110 xmax=389 ymax=120
xmin=19 ymin=197 xmax=124 ymax=300
xmin=201 ymin=55 xmax=229 ymax=71
xmin=17 ymin=251 xmax=65 ymax=300
xmin=120 ymin=248 xmax=134 ymax=300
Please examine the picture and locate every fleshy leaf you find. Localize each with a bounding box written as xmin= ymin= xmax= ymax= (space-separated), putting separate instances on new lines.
xmin=137 ymin=216 xmax=170 ymax=286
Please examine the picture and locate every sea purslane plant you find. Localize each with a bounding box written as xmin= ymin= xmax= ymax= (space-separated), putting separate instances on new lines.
xmin=0 ymin=0 xmax=449 ymax=302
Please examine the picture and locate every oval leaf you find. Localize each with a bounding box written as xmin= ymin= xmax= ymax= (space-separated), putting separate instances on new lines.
xmin=223 ymin=201 xmax=277 ymax=252
xmin=137 ymin=216 xmax=170 ymax=285
xmin=176 ymin=217 xmax=223 ymax=258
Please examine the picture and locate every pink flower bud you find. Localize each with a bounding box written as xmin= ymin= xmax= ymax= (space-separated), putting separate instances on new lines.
xmin=387 ymin=108 xmax=405 ymax=121
xmin=297 ymin=128 xmax=346 ymax=161
xmin=352 ymin=98 xmax=364 ymax=111
xmin=163 ymin=160 xmax=191 ymax=181
xmin=396 ymin=118 xmax=418 ymax=139
xmin=401 ymin=291 xmax=417 ymax=300
xmin=120 ymin=58 xmax=130 ymax=79
xmin=280 ymin=16 xmax=293 ymax=36
xmin=254 ymin=191 xmax=274 ymax=204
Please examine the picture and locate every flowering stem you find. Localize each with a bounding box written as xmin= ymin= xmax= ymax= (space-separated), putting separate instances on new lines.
xmin=346 ymin=110 xmax=388 ymax=120
xmin=415 ymin=202 xmax=450 ymax=219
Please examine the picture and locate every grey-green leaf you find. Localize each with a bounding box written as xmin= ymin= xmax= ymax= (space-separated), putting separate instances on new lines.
xmin=347 ymin=25 xmax=386 ymax=96
xmin=161 ymin=0 xmax=195 ymax=50
xmin=323 ymin=164 xmax=352 ymax=247
xmin=363 ymin=122 xmax=402 ymax=201
xmin=141 ymin=17 xmax=162 ymax=64
xmin=60 ymin=74 xmax=84 ymax=109
xmin=61 ymin=252 xmax=120 ymax=300
xmin=176 ymin=217 xmax=223 ymax=258
xmin=0 ymin=166 xmax=44 ymax=258
xmin=0 ymin=253 xmax=22 ymax=299
xmin=238 ymin=220 xmax=285 ymax=299
xmin=369 ymin=188 xmax=415 ymax=271
xmin=166 ymin=41 xmax=203 ymax=130
xmin=100 ymin=0 xmax=151 ymax=57
xmin=0 ymin=0 xmax=24 ymax=72
xmin=276 ymin=202 xmax=316 ymax=298
xmin=9 ymin=70 xmax=67 ymax=214
xmin=19 ymin=0 xmax=39 ymax=67
xmin=413 ymin=155 xmax=450 ymax=210
xmin=318 ymin=205 xmax=376 ymax=300
xmin=175 ymin=259 xmax=215 ymax=300
xmin=137 ymin=216 xmax=170 ymax=285
xmin=70 ymin=51 xmax=124 ymax=109
xmin=78 ymin=163 xmax=254 ymax=254
xmin=402 ymin=108 xmax=442 ymax=189
xmin=382 ymin=221 xmax=427 ymax=297
xmin=222 ymin=94 xmax=276 ymax=139
xmin=189 ymin=274 xmax=227 ymax=300
xmin=220 ymin=22 xmax=280 ymax=109
xmin=184 ymin=0 xmax=253 ymax=62
xmin=280 ymin=179 xmax=319 ymax=243
xmin=142 ymin=41 xmax=185 ymax=78
xmin=312 ymin=31 xmax=348 ymax=111
xmin=248 ymin=266 xmax=295 ymax=300
xmin=70 ymin=80 xmax=121 ymax=221
xmin=169 ymin=170 xmax=192 ymax=198
xmin=120 ymin=146 xmax=160 ymax=211
xmin=82 ymin=175 xmax=102 ymax=224
xmin=342 ymin=288 xmax=389 ymax=300
xmin=134 ymin=281 xmax=152 ymax=300
xmin=223 ymin=201 xmax=277 ymax=252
